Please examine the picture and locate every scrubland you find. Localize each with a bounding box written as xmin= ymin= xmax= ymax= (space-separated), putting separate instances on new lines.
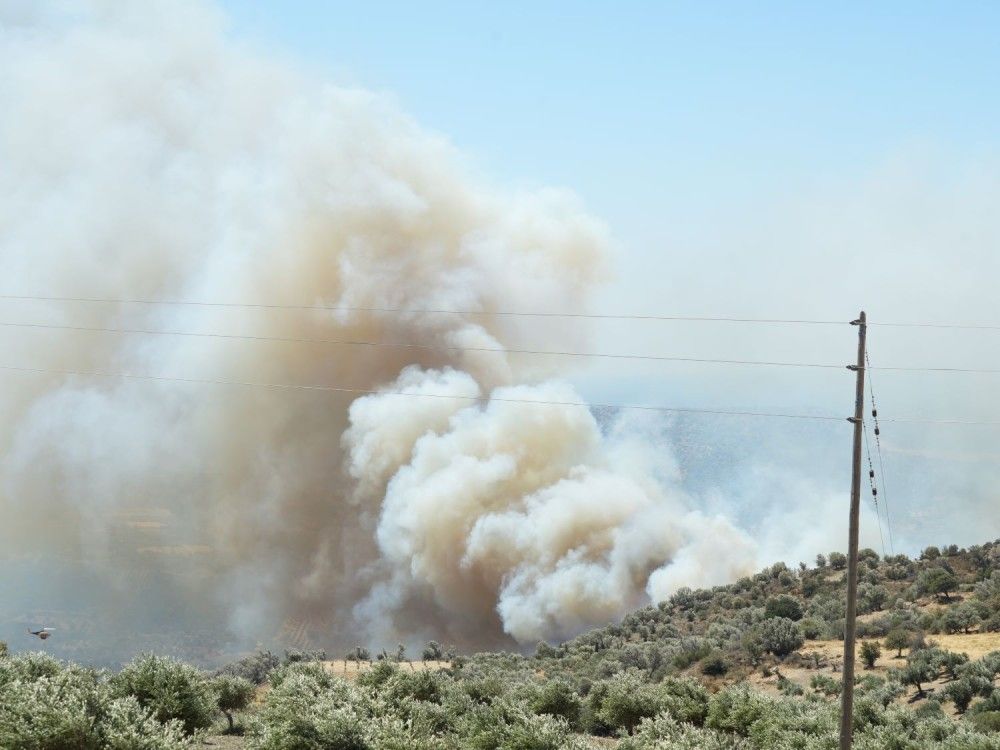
xmin=5 ymin=540 xmax=1000 ymax=748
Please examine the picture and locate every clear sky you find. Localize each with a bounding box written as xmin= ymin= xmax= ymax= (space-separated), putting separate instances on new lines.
xmin=215 ymin=1 xmax=1000 ymax=554
xmin=216 ymin=2 xmax=1000 ymax=319
xmin=217 ymin=2 xmax=999 ymax=223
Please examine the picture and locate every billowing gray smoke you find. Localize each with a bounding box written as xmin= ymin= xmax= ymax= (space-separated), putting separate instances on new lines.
xmin=0 ymin=0 xmax=758 ymax=654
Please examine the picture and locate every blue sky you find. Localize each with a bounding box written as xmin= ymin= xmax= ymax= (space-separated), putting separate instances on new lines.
xmin=218 ymin=2 xmax=999 ymax=204
xmin=217 ymin=2 xmax=1000 ymax=323
xmin=215 ymin=1 xmax=1000 ymax=553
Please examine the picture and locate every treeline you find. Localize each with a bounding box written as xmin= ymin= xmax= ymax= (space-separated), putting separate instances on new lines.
xmin=3 ymin=539 xmax=1000 ymax=748
xmin=5 ymin=646 xmax=1000 ymax=748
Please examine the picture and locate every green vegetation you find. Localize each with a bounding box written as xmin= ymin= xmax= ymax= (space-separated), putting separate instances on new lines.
xmin=109 ymin=653 xmax=217 ymax=734
xmin=860 ymin=640 xmax=881 ymax=669
xmin=4 ymin=540 xmax=1000 ymax=748
xmin=213 ymin=674 xmax=255 ymax=732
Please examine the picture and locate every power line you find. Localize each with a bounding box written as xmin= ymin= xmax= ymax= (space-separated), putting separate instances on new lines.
xmin=870 ymin=365 xmax=1000 ymax=374
xmin=879 ymin=416 xmax=1000 ymax=426
xmin=869 ymin=321 xmax=1000 ymax=331
xmin=0 ymin=363 xmax=848 ymax=421
xmin=6 ymin=293 xmax=1000 ymax=330
xmin=0 ymin=320 xmax=847 ymax=369
xmin=865 ymin=352 xmax=895 ymax=556
xmin=862 ymin=419 xmax=887 ymax=558
xmin=2 ymin=361 xmax=997 ymax=427
xmin=0 ymin=294 xmax=849 ymax=324
xmin=1 ymin=319 xmax=998 ymax=373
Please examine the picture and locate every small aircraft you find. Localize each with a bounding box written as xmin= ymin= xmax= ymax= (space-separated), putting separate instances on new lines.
xmin=27 ymin=627 xmax=55 ymax=640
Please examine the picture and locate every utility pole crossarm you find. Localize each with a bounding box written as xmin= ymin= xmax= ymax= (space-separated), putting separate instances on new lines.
xmin=840 ymin=310 xmax=867 ymax=750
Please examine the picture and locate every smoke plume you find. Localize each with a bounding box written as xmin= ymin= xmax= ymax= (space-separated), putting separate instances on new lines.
xmin=0 ymin=0 xmax=756 ymax=655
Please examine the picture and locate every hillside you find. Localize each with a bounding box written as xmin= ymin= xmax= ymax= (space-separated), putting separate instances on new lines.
xmin=4 ymin=540 xmax=1000 ymax=748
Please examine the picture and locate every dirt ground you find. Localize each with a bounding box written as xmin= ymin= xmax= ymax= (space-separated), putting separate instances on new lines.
xmin=201 ymin=735 xmax=245 ymax=749
xmin=803 ymin=632 xmax=1000 ymax=663
xmin=751 ymin=631 xmax=1000 ymax=711
xmin=321 ymin=659 xmax=451 ymax=679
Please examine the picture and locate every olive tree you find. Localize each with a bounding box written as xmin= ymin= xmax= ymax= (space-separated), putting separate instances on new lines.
xmin=212 ymin=675 xmax=255 ymax=733
xmin=110 ymin=654 xmax=216 ymax=735
xmin=885 ymin=629 xmax=911 ymax=658
xmin=756 ymin=618 xmax=804 ymax=657
xmin=860 ymin=641 xmax=881 ymax=670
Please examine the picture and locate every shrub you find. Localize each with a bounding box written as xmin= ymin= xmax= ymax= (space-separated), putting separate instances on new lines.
xmin=858 ymin=584 xmax=890 ymax=614
xmin=704 ymin=684 xmax=775 ymax=736
xmin=356 ymin=660 xmax=397 ymax=689
xmin=247 ymin=670 xmax=365 ymax=750
xmin=778 ymin=675 xmax=804 ymax=696
xmin=619 ymin=714 xmax=740 ymax=750
xmin=384 ymin=669 xmax=444 ymax=704
xmin=212 ymin=675 xmax=255 ymax=732
xmin=860 ymin=641 xmax=881 ymax=669
xmin=534 ymin=641 xmax=559 ymax=659
xmin=216 ymin=650 xmax=280 ymax=685
xmin=700 ymin=652 xmax=730 ymax=677
xmin=284 ymin=649 xmax=326 ymax=664
xmin=658 ymin=677 xmax=710 ymax=726
xmin=919 ymin=567 xmax=958 ymax=601
xmin=764 ymin=595 xmax=804 ymax=622
xmin=0 ymin=654 xmax=193 ymax=750
xmin=810 ymin=674 xmax=841 ymax=696
xmin=943 ymin=679 xmax=975 ymax=713
xmin=885 ymin=629 xmax=912 ymax=658
xmin=798 ymin=618 xmax=825 ymax=640
xmin=0 ymin=660 xmax=105 ymax=749
xmin=588 ymin=671 xmax=661 ymax=734
xmin=942 ymin=603 xmax=980 ymax=634
xmin=267 ymin=660 xmax=335 ymax=691
xmin=526 ymin=679 xmax=581 ymax=728
xmin=975 ymin=571 xmax=1000 ymax=601
xmin=859 ymin=548 xmax=880 ymax=564
xmin=829 ymin=552 xmax=848 ymax=570
xmin=346 ymin=646 xmax=371 ymax=662
xmin=110 ymin=654 xmax=216 ymax=735
xmin=100 ymin=696 xmax=194 ymax=750
xmin=456 ymin=699 xmax=572 ymax=750
xmin=900 ymin=660 xmax=936 ymax=697
xmin=937 ymin=650 xmax=970 ymax=680
xmin=670 ymin=587 xmax=697 ymax=610
xmin=969 ymin=711 xmax=1000 ymax=734
xmin=755 ymin=617 xmax=804 ymax=657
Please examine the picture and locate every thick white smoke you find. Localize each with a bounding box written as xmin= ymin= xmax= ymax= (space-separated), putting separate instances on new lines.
xmin=346 ymin=374 xmax=756 ymax=643
xmin=0 ymin=0 xmax=756 ymax=652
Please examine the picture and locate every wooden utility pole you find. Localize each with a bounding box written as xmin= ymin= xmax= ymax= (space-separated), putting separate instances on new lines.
xmin=840 ymin=311 xmax=867 ymax=750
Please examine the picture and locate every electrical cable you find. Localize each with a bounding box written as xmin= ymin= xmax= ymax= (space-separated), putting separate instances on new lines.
xmin=0 ymin=321 xmax=848 ymax=368
xmin=6 ymin=293 xmax=1000 ymax=328
xmin=0 ymin=363 xmax=849 ymax=421
xmin=866 ymin=351 xmax=895 ymax=555
xmin=1 ymin=319 xmax=998 ymax=372
xmin=0 ymin=294 xmax=850 ymax=324
xmin=862 ymin=419 xmax=888 ymax=559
